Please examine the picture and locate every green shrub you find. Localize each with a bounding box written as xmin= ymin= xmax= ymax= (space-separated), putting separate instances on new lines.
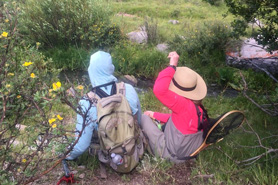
xmin=42 ymin=46 xmax=89 ymax=70
xmin=144 ymin=18 xmax=160 ymax=45
xmin=19 ymin=0 xmax=122 ymax=49
xmin=0 ymin=2 xmax=83 ymax=183
xmin=111 ymin=41 xmax=167 ymax=78
xmin=202 ymin=0 xmax=223 ymax=6
xmin=169 ymin=21 xmax=233 ymax=83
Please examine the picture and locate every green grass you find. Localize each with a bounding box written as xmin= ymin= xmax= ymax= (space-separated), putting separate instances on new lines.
xmin=110 ymin=0 xmax=233 ymax=41
xmin=139 ymin=90 xmax=278 ymax=184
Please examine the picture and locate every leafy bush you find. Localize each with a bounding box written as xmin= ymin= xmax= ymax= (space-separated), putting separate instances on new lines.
xmin=19 ymin=0 xmax=122 ymax=49
xmin=202 ymin=0 xmax=223 ymax=6
xmin=112 ymin=41 xmax=167 ymax=78
xmin=0 ymin=2 xmax=84 ymax=184
xmin=169 ymin=21 xmax=233 ymax=82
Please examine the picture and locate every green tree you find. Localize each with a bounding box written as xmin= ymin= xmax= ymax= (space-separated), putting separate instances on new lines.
xmin=225 ymin=0 xmax=278 ymax=52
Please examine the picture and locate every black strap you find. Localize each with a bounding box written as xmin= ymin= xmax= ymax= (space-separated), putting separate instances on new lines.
xmin=195 ymin=104 xmax=208 ymax=131
xmin=172 ymin=78 xmax=197 ymax=91
xmin=167 ymin=147 xmax=197 ymax=161
xmin=195 ymin=105 xmax=202 ymax=131
xmin=92 ymin=81 xmax=116 ymax=98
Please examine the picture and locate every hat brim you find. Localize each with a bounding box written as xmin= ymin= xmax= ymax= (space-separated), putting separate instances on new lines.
xmin=169 ymin=67 xmax=207 ymax=100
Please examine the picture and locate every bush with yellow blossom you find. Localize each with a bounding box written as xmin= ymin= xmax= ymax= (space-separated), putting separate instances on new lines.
xmin=0 ymin=2 xmax=87 ymax=184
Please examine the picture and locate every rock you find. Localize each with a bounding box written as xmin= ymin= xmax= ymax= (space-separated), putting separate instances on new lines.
xmin=78 ymin=165 xmax=86 ymax=169
xmin=226 ymin=38 xmax=278 ymax=75
xmin=66 ymin=87 xmax=76 ymax=97
xmin=168 ymin=20 xmax=179 ymax=24
xmin=127 ymin=30 xmax=148 ymax=44
xmin=156 ymin=43 xmax=168 ymax=53
xmin=116 ymin=12 xmax=136 ymax=18
xmin=79 ymin=173 xmax=85 ymax=179
xmin=123 ymin=75 xmax=138 ymax=86
xmin=72 ymin=170 xmax=78 ymax=174
xmin=15 ymin=124 xmax=27 ymax=131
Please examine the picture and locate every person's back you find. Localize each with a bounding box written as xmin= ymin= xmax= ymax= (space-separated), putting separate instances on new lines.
xmin=66 ymin=51 xmax=142 ymax=160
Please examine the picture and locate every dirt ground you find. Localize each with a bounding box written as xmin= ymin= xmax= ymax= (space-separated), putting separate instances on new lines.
xmin=32 ymin=159 xmax=195 ymax=185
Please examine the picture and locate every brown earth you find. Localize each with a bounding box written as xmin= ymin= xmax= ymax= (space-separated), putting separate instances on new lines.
xmin=32 ymin=159 xmax=195 ymax=185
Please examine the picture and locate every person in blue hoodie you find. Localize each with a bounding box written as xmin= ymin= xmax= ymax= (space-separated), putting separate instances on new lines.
xmin=66 ymin=51 xmax=142 ymax=160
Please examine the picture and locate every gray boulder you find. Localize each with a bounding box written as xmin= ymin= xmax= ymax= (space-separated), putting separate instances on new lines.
xmin=127 ymin=30 xmax=147 ymax=44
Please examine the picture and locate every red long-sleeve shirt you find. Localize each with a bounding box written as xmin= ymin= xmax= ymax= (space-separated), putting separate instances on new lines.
xmin=153 ymin=67 xmax=204 ymax=134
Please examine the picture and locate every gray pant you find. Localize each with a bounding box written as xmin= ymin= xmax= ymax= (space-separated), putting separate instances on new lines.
xmin=141 ymin=114 xmax=203 ymax=163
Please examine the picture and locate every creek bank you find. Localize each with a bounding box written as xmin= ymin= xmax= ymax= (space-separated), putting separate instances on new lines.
xmin=60 ymin=70 xmax=239 ymax=98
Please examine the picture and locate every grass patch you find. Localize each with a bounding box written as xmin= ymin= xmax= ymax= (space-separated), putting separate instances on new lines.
xmin=139 ymin=90 xmax=278 ymax=184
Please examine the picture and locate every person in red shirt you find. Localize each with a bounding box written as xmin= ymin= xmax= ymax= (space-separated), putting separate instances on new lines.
xmin=141 ymin=51 xmax=208 ymax=163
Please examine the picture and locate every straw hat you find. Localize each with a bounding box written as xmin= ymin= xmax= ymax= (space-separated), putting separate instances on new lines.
xmin=169 ymin=67 xmax=207 ymax=100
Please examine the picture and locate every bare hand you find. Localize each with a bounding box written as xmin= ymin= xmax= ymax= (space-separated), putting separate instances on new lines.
xmin=168 ymin=51 xmax=179 ymax=67
xmin=144 ymin=111 xmax=155 ymax=119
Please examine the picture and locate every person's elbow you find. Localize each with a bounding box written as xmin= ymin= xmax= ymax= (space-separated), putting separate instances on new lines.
xmin=153 ymin=85 xmax=165 ymax=97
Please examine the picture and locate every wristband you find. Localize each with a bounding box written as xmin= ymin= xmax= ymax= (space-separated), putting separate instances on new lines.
xmin=168 ymin=65 xmax=176 ymax=71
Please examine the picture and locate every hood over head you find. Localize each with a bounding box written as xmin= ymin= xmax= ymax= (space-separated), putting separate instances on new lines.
xmin=88 ymin=51 xmax=117 ymax=87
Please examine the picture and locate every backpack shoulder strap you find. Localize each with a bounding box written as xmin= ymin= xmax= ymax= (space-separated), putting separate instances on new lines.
xmin=86 ymin=91 xmax=101 ymax=106
xmin=195 ymin=105 xmax=202 ymax=131
xmin=116 ymin=82 xmax=126 ymax=96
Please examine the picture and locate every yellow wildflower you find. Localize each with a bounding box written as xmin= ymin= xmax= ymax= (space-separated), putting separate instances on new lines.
xmin=77 ymin=85 xmax=84 ymax=90
xmin=56 ymin=81 xmax=61 ymax=87
xmin=52 ymin=124 xmax=57 ymax=128
xmin=17 ymin=168 xmax=21 ymax=172
xmin=23 ymin=62 xmax=33 ymax=67
xmin=5 ymin=64 xmax=9 ymax=67
xmin=5 ymin=84 xmax=11 ymax=88
xmin=8 ymin=73 xmax=14 ymax=76
xmin=48 ymin=118 xmax=56 ymax=125
xmin=57 ymin=114 xmax=63 ymax=121
xmin=36 ymin=42 xmax=41 ymax=46
xmin=30 ymin=73 xmax=36 ymax=78
xmin=22 ymin=159 xmax=27 ymax=163
xmin=1 ymin=32 xmax=8 ymax=37
xmin=52 ymin=81 xmax=61 ymax=91
xmin=5 ymin=19 xmax=9 ymax=23
xmin=17 ymin=95 xmax=21 ymax=99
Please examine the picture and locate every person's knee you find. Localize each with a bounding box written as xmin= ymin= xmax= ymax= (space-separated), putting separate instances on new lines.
xmin=141 ymin=114 xmax=152 ymax=129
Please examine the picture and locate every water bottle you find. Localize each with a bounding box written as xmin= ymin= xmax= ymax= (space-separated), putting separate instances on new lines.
xmin=111 ymin=153 xmax=123 ymax=165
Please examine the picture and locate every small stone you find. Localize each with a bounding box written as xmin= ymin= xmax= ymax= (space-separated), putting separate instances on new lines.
xmin=66 ymin=87 xmax=76 ymax=97
xmin=156 ymin=43 xmax=168 ymax=53
xmin=78 ymin=165 xmax=86 ymax=169
xmin=72 ymin=170 xmax=78 ymax=174
xmin=168 ymin=20 xmax=179 ymax=24
xmin=124 ymin=75 xmax=138 ymax=86
xmin=79 ymin=173 xmax=85 ymax=179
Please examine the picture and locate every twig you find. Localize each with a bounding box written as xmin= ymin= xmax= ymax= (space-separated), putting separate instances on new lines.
xmin=215 ymin=146 xmax=238 ymax=163
xmin=0 ymin=95 xmax=7 ymax=127
xmin=22 ymin=102 xmax=95 ymax=184
xmin=240 ymin=72 xmax=278 ymax=116
xmin=251 ymin=63 xmax=278 ymax=83
xmin=237 ymin=148 xmax=278 ymax=166
xmin=193 ymin=174 xmax=214 ymax=179
xmin=245 ymin=120 xmax=269 ymax=150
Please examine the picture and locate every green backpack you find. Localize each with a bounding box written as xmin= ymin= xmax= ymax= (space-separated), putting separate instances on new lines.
xmin=87 ymin=82 xmax=145 ymax=173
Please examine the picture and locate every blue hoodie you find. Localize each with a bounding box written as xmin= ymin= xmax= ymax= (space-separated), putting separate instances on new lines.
xmin=66 ymin=51 xmax=142 ymax=160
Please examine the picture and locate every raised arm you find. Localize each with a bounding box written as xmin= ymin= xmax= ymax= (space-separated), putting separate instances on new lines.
xmin=153 ymin=52 xmax=183 ymax=112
